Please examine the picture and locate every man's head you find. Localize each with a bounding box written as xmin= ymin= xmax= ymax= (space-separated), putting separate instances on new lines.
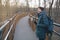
xmin=37 ymin=7 xmax=44 ymax=13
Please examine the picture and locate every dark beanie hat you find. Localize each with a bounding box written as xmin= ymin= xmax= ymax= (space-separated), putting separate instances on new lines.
xmin=38 ymin=7 xmax=44 ymax=11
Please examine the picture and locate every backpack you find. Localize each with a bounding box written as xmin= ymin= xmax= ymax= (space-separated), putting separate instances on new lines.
xmin=47 ymin=16 xmax=53 ymax=35
xmin=40 ymin=15 xmax=53 ymax=32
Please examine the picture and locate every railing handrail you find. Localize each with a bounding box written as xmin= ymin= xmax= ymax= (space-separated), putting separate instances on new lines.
xmin=4 ymin=23 xmax=14 ymax=40
xmin=0 ymin=21 xmax=10 ymax=30
xmin=53 ymin=23 xmax=60 ymax=27
xmin=0 ymin=15 xmax=16 ymax=40
xmin=0 ymin=15 xmax=16 ymax=31
xmin=0 ymin=20 xmax=8 ymax=26
xmin=53 ymin=30 xmax=60 ymax=36
xmin=53 ymin=23 xmax=60 ymax=36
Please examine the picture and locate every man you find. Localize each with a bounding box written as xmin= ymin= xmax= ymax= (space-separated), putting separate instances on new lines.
xmin=36 ymin=7 xmax=49 ymax=40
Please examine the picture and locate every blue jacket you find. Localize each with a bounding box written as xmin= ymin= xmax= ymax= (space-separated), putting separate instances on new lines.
xmin=36 ymin=11 xmax=49 ymax=38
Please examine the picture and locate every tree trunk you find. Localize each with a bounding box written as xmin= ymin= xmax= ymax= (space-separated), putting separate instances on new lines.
xmin=26 ymin=0 xmax=29 ymax=13
xmin=39 ymin=0 xmax=40 ymax=7
xmin=49 ymin=0 xmax=54 ymax=17
xmin=44 ymin=0 xmax=46 ymax=10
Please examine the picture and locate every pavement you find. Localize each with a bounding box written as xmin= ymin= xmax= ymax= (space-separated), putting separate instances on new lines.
xmin=13 ymin=16 xmax=38 ymax=40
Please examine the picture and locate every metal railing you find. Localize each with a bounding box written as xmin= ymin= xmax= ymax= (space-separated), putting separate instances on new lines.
xmin=53 ymin=23 xmax=60 ymax=36
xmin=53 ymin=23 xmax=60 ymax=27
xmin=0 ymin=15 xmax=16 ymax=40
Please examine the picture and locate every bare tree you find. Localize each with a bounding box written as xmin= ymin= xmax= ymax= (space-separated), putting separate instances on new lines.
xmin=0 ymin=0 xmax=1 ymax=11
xmin=48 ymin=0 xmax=54 ymax=17
xmin=53 ymin=0 xmax=60 ymax=22
xmin=44 ymin=0 xmax=46 ymax=9
xmin=25 ymin=0 xmax=29 ymax=12
xmin=34 ymin=0 xmax=36 ymax=11
xmin=14 ymin=0 xmax=19 ymax=13
xmin=0 ymin=0 xmax=2 ymax=21
xmin=39 ymin=0 xmax=40 ymax=7
xmin=0 ymin=0 xmax=1 ymax=4
xmin=25 ymin=0 xmax=32 ymax=13
xmin=5 ymin=0 xmax=10 ymax=18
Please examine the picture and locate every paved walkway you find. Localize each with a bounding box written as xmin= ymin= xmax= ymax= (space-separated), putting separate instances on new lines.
xmin=13 ymin=16 xmax=38 ymax=40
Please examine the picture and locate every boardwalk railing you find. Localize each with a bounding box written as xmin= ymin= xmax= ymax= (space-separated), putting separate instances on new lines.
xmin=0 ymin=15 xmax=16 ymax=40
xmin=29 ymin=15 xmax=60 ymax=40
xmin=53 ymin=23 xmax=60 ymax=36
xmin=0 ymin=13 xmax=27 ymax=40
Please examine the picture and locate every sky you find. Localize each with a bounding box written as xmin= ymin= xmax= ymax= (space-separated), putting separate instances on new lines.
xmin=19 ymin=0 xmax=45 ymax=8
xmin=17 ymin=0 xmax=56 ymax=8
xmin=2 ymin=0 xmax=56 ymax=8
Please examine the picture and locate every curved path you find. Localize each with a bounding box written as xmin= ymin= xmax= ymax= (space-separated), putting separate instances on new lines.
xmin=13 ymin=16 xmax=38 ymax=40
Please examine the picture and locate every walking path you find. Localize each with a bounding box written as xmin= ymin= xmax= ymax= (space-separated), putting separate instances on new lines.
xmin=13 ymin=16 xmax=38 ymax=40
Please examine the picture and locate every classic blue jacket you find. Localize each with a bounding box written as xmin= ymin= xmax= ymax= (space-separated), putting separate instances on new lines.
xmin=36 ymin=11 xmax=49 ymax=38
